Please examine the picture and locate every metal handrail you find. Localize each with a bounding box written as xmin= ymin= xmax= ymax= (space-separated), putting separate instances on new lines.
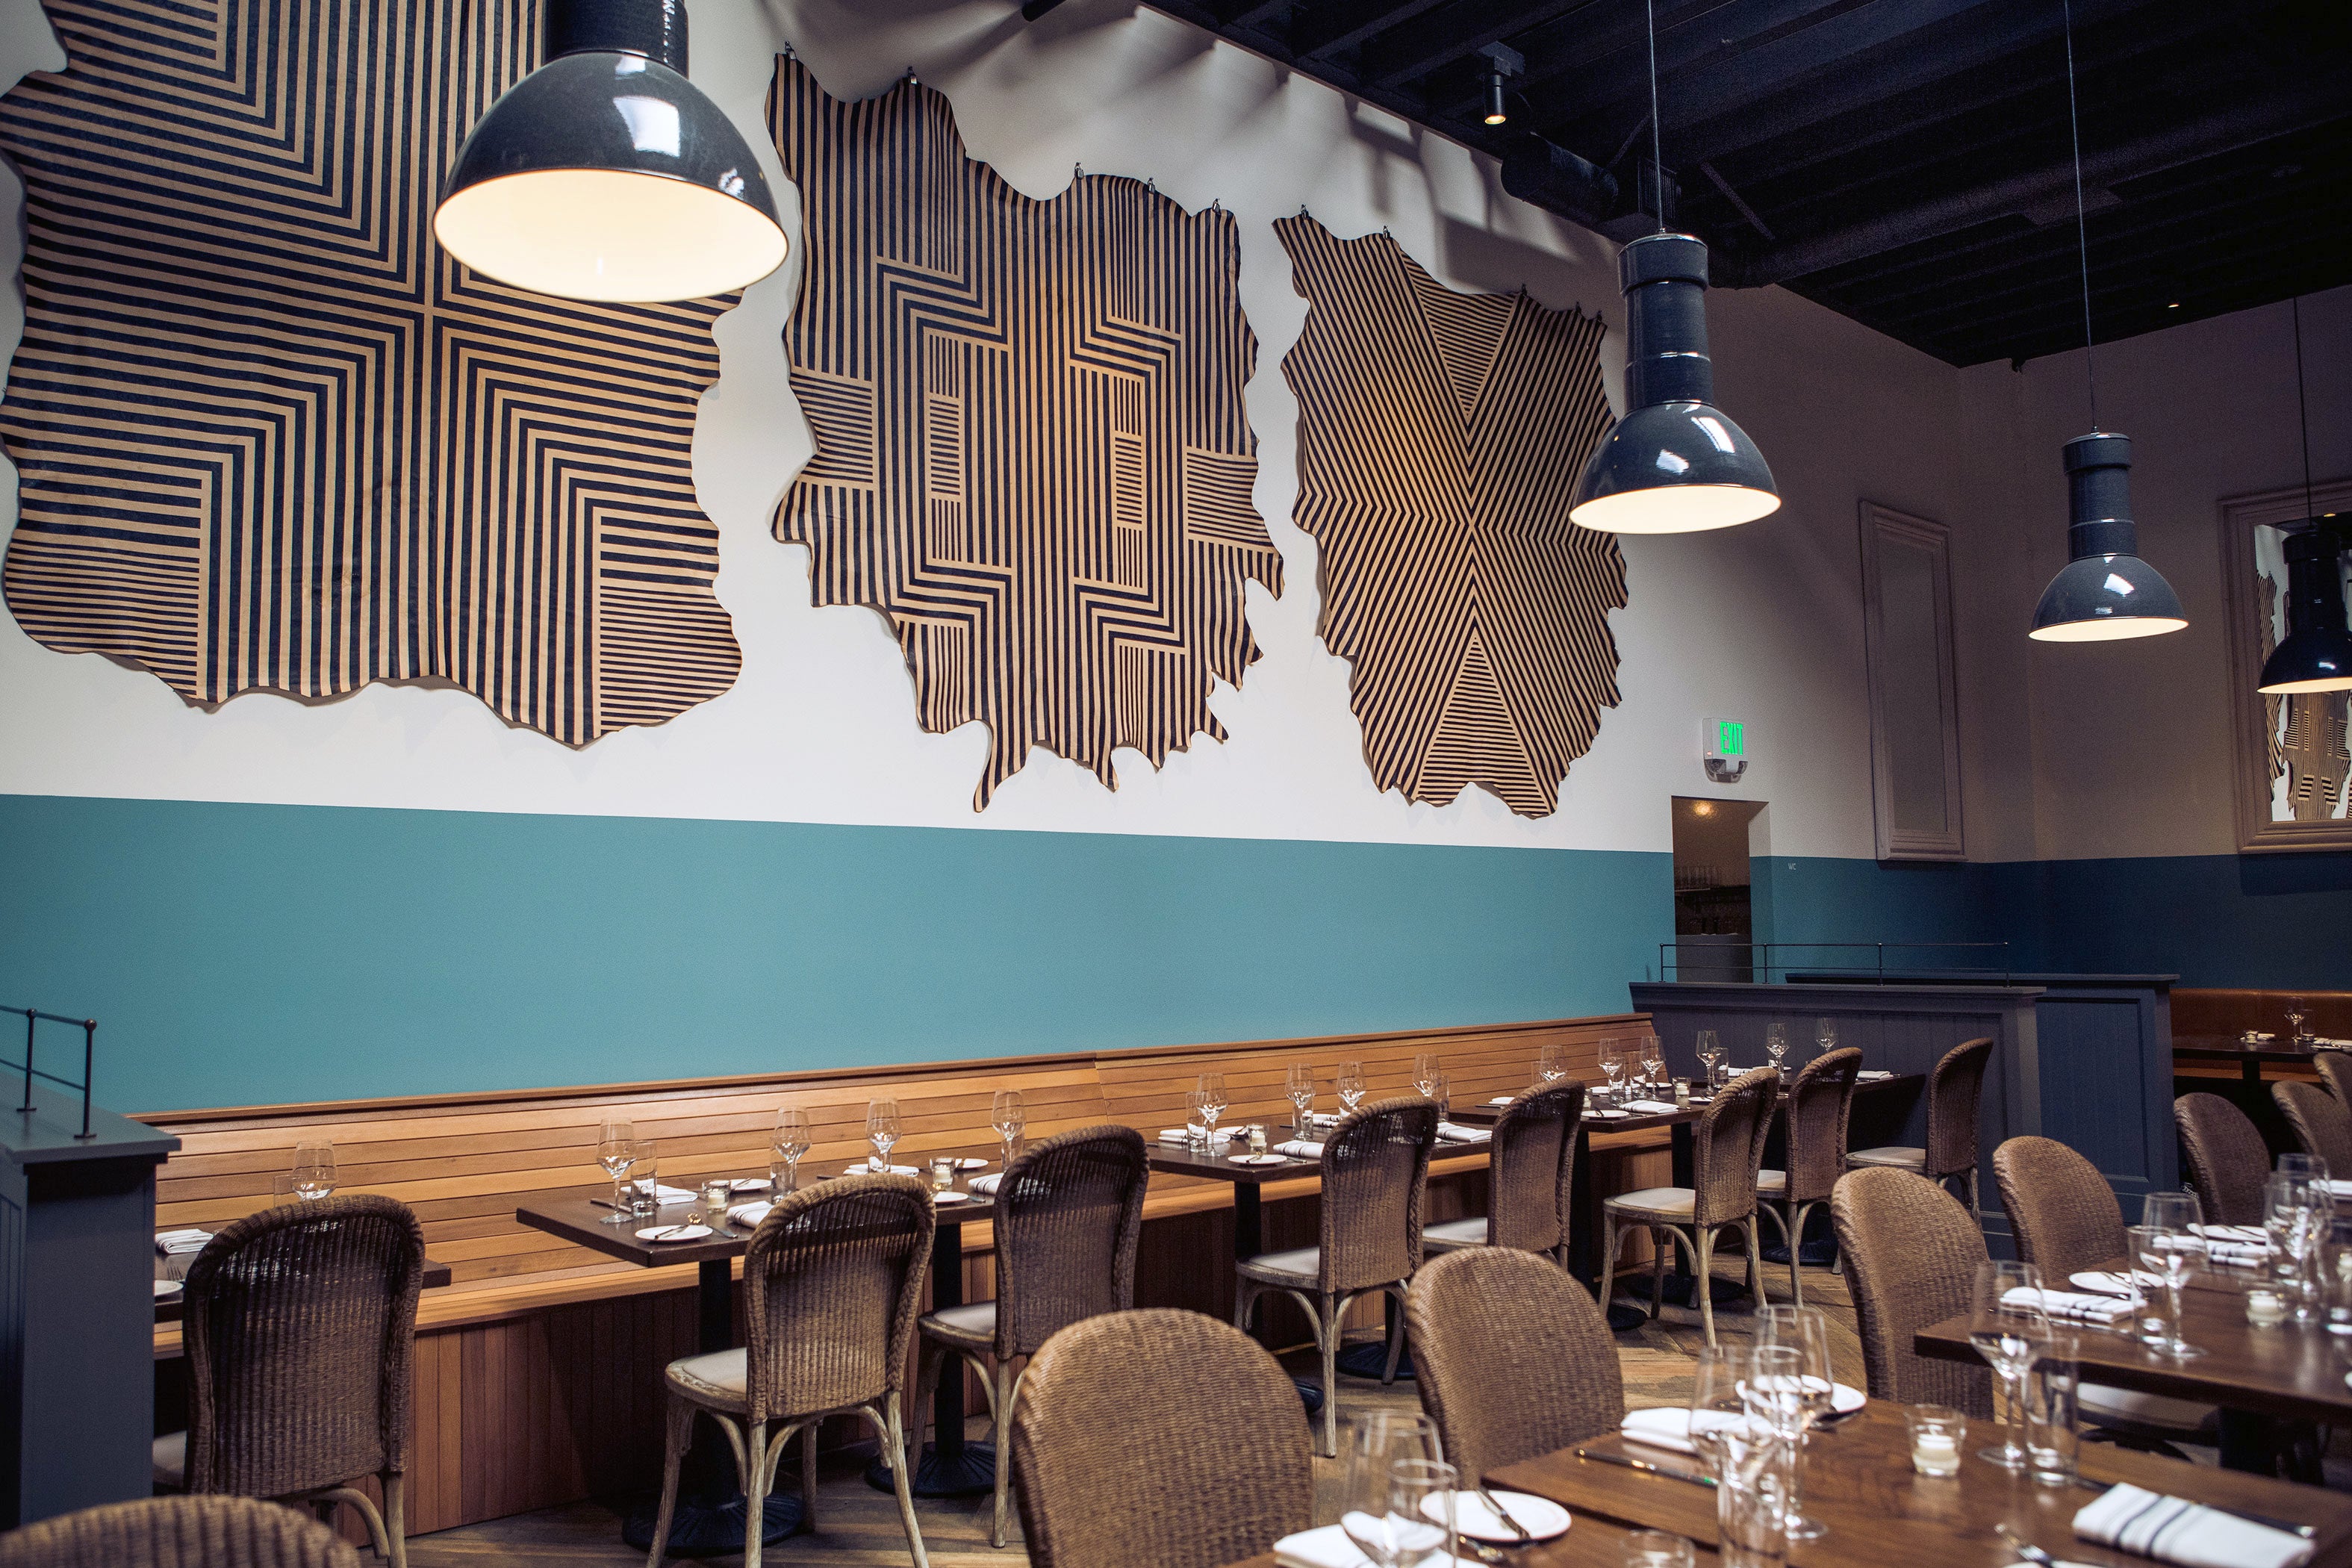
xmin=1 ymin=1005 xmax=97 ymax=1140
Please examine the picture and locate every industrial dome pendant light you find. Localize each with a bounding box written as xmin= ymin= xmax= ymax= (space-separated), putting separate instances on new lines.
xmin=435 ymin=0 xmax=788 ymax=304
xmin=2026 ymin=0 xmax=2185 ymax=642
xmin=1569 ymin=0 xmax=1778 ymax=535
xmin=2257 ymin=296 xmax=2352 ymax=694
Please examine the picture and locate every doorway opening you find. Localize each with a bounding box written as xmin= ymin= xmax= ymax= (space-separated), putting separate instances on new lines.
xmin=1672 ymin=797 xmax=1767 ymax=980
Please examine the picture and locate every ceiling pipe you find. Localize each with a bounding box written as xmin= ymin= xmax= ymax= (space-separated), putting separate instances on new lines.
xmin=1716 ymin=89 xmax=2336 ymax=287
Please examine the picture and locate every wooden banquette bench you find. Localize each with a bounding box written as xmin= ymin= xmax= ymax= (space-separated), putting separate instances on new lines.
xmin=145 ymin=1014 xmax=1665 ymax=1537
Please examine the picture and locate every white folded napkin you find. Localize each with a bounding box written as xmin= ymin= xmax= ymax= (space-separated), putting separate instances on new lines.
xmin=2328 ymin=1180 xmax=2352 ymax=1201
xmin=641 ymin=1183 xmax=697 ymax=1204
xmin=2072 ymin=1270 xmax=2158 ymax=1297
xmin=970 ymin=1173 xmax=1003 ymax=1195
xmin=1436 ymin=1122 xmax=1491 ymax=1143
xmin=1621 ymin=1099 xmax=1678 ymax=1114
xmin=1276 ymin=1139 xmax=1325 ymax=1159
xmin=2006 ymin=1285 xmax=2135 ymax=1325
xmin=1272 ymin=1524 xmax=1473 ymax=1568
xmin=155 ymin=1228 xmax=211 ymax=1255
xmin=1487 ymin=1095 xmax=1514 ymax=1106
xmin=2074 ymin=1483 xmax=2312 ymax=1568
xmin=2187 ymin=1224 xmax=2269 ymax=1268
xmin=1619 ymin=1406 xmax=1743 ymax=1455
xmin=1855 ymin=1069 xmax=1894 ymax=1080
xmin=727 ymin=1200 xmax=773 ymax=1227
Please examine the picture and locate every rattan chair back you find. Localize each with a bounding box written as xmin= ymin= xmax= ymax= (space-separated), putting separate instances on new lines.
xmin=1830 ymin=1167 xmax=1993 ymax=1419
xmin=180 ymin=1194 xmax=424 ymax=1499
xmin=1404 ymin=1248 xmax=1625 ymax=1478
xmin=1487 ymin=1080 xmax=1584 ymax=1252
xmin=1691 ymin=1068 xmax=1778 ymax=1227
xmin=0 ymin=1496 xmax=361 ymax=1568
xmin=1923 ymin=1036 xmax=1995 ymax=1179
xmin=1317 ymin=1098 xmax=1438 ymax=1295
xmin=1781 ymin=1048 xmax=1862 ymax=1203
xmin=2316 ymin=1051 xmax=2352 ymax=1107
xmin=992 ymin=1124 xmax=1149 ymax=1358
xmin=1010 ymin=1309 xmax=1312 ymax=1568
xmin=2174 ymin=1092 xmax=2271 ymax=1226
xmin=2276 ymin=1080 xmax=2352 ymax=1174
xmin=740 ymin=1173 xmax=935 ymax=1426
xmin=1993 ymin=1136 xmax=2123 ymax=1279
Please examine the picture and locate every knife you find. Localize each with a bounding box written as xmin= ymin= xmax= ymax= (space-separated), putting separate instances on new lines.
xmin=1473 ymin=1482 xmax=1532 ymax=1543
xmin=1572 ymin=1447 xmax=1714 ymax=1487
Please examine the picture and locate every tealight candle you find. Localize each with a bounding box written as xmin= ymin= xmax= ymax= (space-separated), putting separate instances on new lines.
xmin=1673 ymin=1079 xmax=1692 ymax=1107
xmin=2246 ymin=1288 xmax=2289 ymax=1328
xmin=930 ymin=1157 xmax=956 ymax=1191
xmin=1248 ymin=1124 xmax=1269 ymax=1152
xmin=1904 ymin=1404 xmax=1965 ymax=1478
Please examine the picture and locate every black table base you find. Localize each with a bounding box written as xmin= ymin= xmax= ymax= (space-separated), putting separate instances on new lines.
xmin=866 ymin=1440 xmax=997 ymax=1499
xmin=1334 ymin=1341 xmax=1415 ymax=1380
xmin=621 ymin=1490 xmax=801 ymax=1556
xmin=866 ymin=1215 xmax=992 ymax=1499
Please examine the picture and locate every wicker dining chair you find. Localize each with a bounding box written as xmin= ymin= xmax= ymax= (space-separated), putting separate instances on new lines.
xmin=1846 ymin=1036 xmax=1994 ymax=1213
xmin=2315 ymin=1051 xmax=2352 ymax=1107
xmin=1404 ymin=1247 xmax=1625 ymax=1479
xmin=647 ymin=1175 xmax=935 ymax=1568
xmin=1829 ymin=1167 xmax=1992 ymax=1419
xmin=2275 ymin=1080 xmax=2352 ymax=1174
xmin=1754 ymin=1046 xmax=1861 ymax=1307
xmin=910 ymin=1124 xmax=1148 ymax=1549
xmin=1422 ymin=1080 xmax=1583 ymax=1262
xmin=154 ymin=1195 xmax=424 ymax=1568
xmin=2173 ymin=1092 xmax=2271 ymax=1226
xmin=1234 ymin=1097 xmax=1437 ymax=1457
xmin=1009 ymin=1309 xmax=1312 ymax=1568
xmin=1991 ymin=1136 xmax=2214 ymax=1447
xmin=0 ymin=1496 xmax=361 ymax=1568
xmin=1598 ymin=1067 xmax=1777 ymax=1347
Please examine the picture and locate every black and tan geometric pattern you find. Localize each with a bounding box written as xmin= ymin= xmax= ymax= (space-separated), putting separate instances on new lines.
xmin=2258 ymin=567 xmax=2351 ymax=821
xmin=768 ymin=60 xmax=1281 ymax=809
xmin=0 ymin=0 xmax=740 ymax=744
xmin=1275 ymin=218 xmax=1625 ymax=818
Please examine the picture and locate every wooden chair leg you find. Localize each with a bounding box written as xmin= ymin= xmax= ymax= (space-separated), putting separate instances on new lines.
xmin=1380 ymin=1284 xmax=1407 ymax=1384
xmin=992 ymin=1359 xmax=1016 ymax=1549
xmin=647 ymin=1396 xmax=694 ymax=1568
xmin=1745 ymin=1217 xmax=1765 ymax=1308
xmin=1596 ymin=1216 xmax=1622 ymax=1312
xmin=383 ymin=1472 xmax=406 ymax=1568
xmin=1318 ymin=1293 xmax=1340 ymax=1459
xmin=743 ymin=1419 xmax=771 ymax=1568
xmin=1648 ymin=1225 xmax=1667 ymax=1322
xmin=1695 ymin=1228 xmax=1719 ymax=1348
xmin=800 ymin=1421 xmax=818 ymax=1528
xmin=1784 ymin=1202 xmax=1806 ymax=1307
xmin=873 ymin=1396 xmax=930 ymax=1568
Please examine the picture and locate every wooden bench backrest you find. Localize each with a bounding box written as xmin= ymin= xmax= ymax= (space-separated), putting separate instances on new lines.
xmin=2174 ymin=989 xmax=2352 ymax=1039
xmin=148 ymin=1015 xmax=1646 ymax=1293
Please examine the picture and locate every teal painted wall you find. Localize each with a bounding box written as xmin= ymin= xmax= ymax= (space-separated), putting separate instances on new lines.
xmin=0 ymin=794 xmax=1676 ymax=1113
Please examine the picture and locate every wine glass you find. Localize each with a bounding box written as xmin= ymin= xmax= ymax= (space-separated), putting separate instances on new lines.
xmin=1339 ymin=1413 xmax=1448 ymax=1567
xmin=2280 ymin=1151 xmax=2332 ymax=1183
xmin=1537 ymin=1042 xmax=1566 ymax=1085
xmin=1337 ymin=1060 xmax=1366 ymax=1113
xmin=1686 ymin=1343 xmax=1755 ymax=1472
xmin=2265 ymin=1172 xmax=2328 ymax=1322
xmin=1640 ymin=1036 xmax=1667 ymax=1095
xmin=2141 ymin=1189 xmax=2204 ymax=1233
xmin=1341 ymin=1454 xmax=1456 ymax=1568
xmin=2129 ymin=1222 xmax=2205 ymax=1358
xmin=291 ymin=1139 xmax=337 ymax=1202
xmin=1599 ymin=1039 xmax=1628 ymax=1107
xmin=1412 ymin=1053 xmax=1439 ymax=1099
xmin=771 ymin=1107 xmax=809 ymax=1193
xmin=1196 ymin=1074 xmax=1229 ymax=1142
xmin=1814 ymin=1017 xmax=1838 ymax=1057
xmin=992 ymin=1089 xmax=1027 ymax=1166
xmin=597 ymin=1119 xmax=640 ymax=1222
xmin=2287 ymin=995 xmax=2310 ymax=1042
xmin=1755 ymin=1306 xmax=1835 ymax=1539
xmin=1693 ymin=1030 xmax=1723 ymax=1089
xmin=1430 ymin=1071 xmax=1451 ymax=1121
xmin=1287 ymin=1062 xmax=1316 ymax=1130
xmin=1969 ymin=1259 xmax=2049 ymax=1470
xmin=1764 ymin=1021 xmax=1790 ymax=1076
xmin=866 ymin=1098 xmax=902 ymax=1172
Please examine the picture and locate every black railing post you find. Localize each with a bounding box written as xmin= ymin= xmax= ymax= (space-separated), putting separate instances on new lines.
xmin=78 ymin=1020 xmax=96 ymax=1139
xmin=17 ymin=1011 xmax=32 ymax=1115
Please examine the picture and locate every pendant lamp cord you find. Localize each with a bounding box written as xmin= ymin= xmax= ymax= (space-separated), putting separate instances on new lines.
xmin=1646 ymin=0 xmax=1664 ymax=234
xmin=2062 ymin=0 xmax=2097 ymax=430
xmin=2293 ymin=294 xmax=2317 ymax=520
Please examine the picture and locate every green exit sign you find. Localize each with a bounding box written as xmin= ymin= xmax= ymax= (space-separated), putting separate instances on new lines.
xmin=1705 ymin=718 xmax=1746 ymax=759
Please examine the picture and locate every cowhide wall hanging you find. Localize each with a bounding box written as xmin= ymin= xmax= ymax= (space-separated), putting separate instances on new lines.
xmin=768 ymin=60 xmax=1283 ymax=810
xmin=0 ymin=0 xmax=741 ymax=744
xmin=1276 ymin=217 xmax=1626 ymax=819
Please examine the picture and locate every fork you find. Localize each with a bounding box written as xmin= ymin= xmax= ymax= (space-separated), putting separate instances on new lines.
xmin=1994 ymin=1524 xmax=2056 ymax=1566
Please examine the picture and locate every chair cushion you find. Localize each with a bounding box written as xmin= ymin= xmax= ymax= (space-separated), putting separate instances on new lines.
xmin=1755 ymin=1169 xmax=1787 ymax=1192
xmin=2078 ymin=1382 xmax=2215 ymax=1433
xmin=1604 ymin=1187 xmax=1696 ymax=1219
xmin=666 ymin=1348 xmax=748 ymax=1404
xmin=152 ymin=1431 xmax=186 ymax=1487
xmin=1236 ymin=1245 xmax=1321 ymax=1286
xmin=1847 ymin=1146 xmax=1926 ymax=1170
xmin=1420 ymin=1218 xmax=1489 ymax=1253
xmin=921 ymin=1300 xmax=998 ymax=1349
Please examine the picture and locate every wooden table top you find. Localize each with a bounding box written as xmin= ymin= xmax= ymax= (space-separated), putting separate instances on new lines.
xmin=1914 ymin=1284 xmax=2352 ymax=1425
xmin=1488 ymin=1400 xmax=2352 ymax=1567
xmin=1449 ymin=1071 xmax=1923 ymax=1127
xmin=1217 ymin=1512 xmax=1705 ymax=1567
xmin=2174 ymin=1034 xmax=2344 ymax=1063
xmin=516 ymin=1167 xmax=998 ymax=1269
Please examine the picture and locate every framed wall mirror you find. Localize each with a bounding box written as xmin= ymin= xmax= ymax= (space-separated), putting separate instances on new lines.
xmin=1859 ymin=502 xmax=1966 ymax=862
xmin=2221 ymin=477 xmax=2352 ymax=853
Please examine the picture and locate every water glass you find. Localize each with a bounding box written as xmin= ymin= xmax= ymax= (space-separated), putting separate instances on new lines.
xmin=1286 ymin=1063 xmax=1315 ymax=1129
xmin=1622 ymin=1531 xmax=1696 ymax=1568
xmin=629 ymin=1141 xmax=660 ymax=1214
xmin=2127 ymin=1222 xmax=2204 ymax=1358
xmin=1755 ymin=1304 xmax=1834 ymax=1538
xmin=1338 ymin=1060 xmax=1367 ymax=1113
xmin=292 ymin=1139 xmax=337 ymax=1202
xmin=2023 ymin=1337 xmax=2081 ymax=1484
xmin=992 ymin=1089 xmax=1026 ymax=1166
xmin=1714 ymin=1416 xmax=1791 ymax=1568
xmin=597 ymin=1117 xmax=638 ymax=1223
xmin=1968 ymin=1259 xmax=2048 ymax=1469
xmin=866 ymin=1098 xmax=901 ymax=1171
xmin=1340 ymin=1455 xmax=1456 ymax=1568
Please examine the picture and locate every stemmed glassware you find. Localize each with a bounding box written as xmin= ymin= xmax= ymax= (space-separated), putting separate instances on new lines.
xmin=992 ymin=1089 xmax=1026 ymax=1167
xmin=1764 ymin=1021 xmax=1790 ymax=1077
xmin=292 ymin=1140 xmax=337 ymax=1202
xmin=1969 ymin=1259 xmax=2050 ymax=1470
xmin=1537 ymin=1042 xmax=1567 ymax=1085
xmin=2280 ymin=1152 xmax=2331 ymax=1183
xmin=1598 ymin=1039 xmax=1628 ymax=1108
xmin=597 ymin=1118 xmax=638 ymax=1223
xmin=1693 ymin=1030 xmax=1723 ymax=1090
xmin=1755 ymin=1305 xmax=1835 ymax=1540
xmin=1411 ymin=1053 xmax=1439 ymax=1098
xmin=1640 ymin=1037 xmax=1668 ymax=1096
xmin=2129 ymin=1222 xmax=2205 ymax=1358
xmin=1428 ymin=1071 xmax=1450 ymax=1121
xmin=866 ymin=1098 xmax=902 ymax=1172
xmin=2265 ymin=1172 xmax=2330 ymax=1322
xmin=1690 ymin=1345 xmax=1788 ymax=1568
xmin=771 ymin=1107 xmax=809 ymax=1193
xmin=1338 ymin=1060 xmax=1367 ymax=1114
xmin=1339 ymin=1414 xmax=1451 ymax=1568
xmin=2287 ymin=995 xmax=2311 ymax=1043
xmin=1814 ymin=1017 xmax=1838 ymax=1058
xmin=1195 ymin=1074 xmax=1229 ymax=1143
xmin=1287 ymin=1063 xmax=1316 ymax=1130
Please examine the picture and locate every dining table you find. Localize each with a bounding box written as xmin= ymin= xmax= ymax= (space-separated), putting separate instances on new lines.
xmin=515 ymin=1162 xmax=1002 ymax=1553
xmin=1484 ymin=1396 xmax=2352 ymax=1567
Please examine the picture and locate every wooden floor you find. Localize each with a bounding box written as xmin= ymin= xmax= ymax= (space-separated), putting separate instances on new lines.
xmin=404 ymin=1256 xmax=1867 ymax=1567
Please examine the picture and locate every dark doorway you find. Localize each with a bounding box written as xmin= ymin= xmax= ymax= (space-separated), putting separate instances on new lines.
xmin=1672 ymin=797 xmax=1766 ymax=980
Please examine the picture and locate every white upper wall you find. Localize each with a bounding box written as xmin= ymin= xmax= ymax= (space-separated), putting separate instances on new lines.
xmin=0 ymin=0 xmax=2012 ymax=860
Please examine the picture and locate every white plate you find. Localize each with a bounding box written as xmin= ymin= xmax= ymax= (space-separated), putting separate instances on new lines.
xmin=727 ymin=1177 xmax=771 ymax=1193
xmin=1229 ymin=1153 xmax=1289 ymax=1166
xmin=1487 ymin=1096 xmax=1514 ymax=1106
xmin=636 ymin=1224 xmax=712 ymax=1242
xmin=951 ymin=1157 xmax=990 ymax=1171
xmin=1829 ymin=1381 xmax=1864 ymax=1415
xmin=1419 ymin=1490 xmax=1569 ymax=1543
xmin=1590 ymin=1109 xmax=1629 ymax=1119
xmin=934 ymin=1190 xmax=973 ymax=1204
xmin=153 ymin=1280 xmax=182 ymax=1299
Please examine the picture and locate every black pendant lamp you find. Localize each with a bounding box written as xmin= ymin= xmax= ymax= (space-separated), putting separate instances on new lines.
xmin=2026 ymin=0 xmax=2184 ymax=642
xmin=435 ymin=0 xmax=788 ymax=303
xmin=2257 ymin=299 xmax=2352 ymax=694
xmin=1569 ymin=0 xmax=1777 ymax=534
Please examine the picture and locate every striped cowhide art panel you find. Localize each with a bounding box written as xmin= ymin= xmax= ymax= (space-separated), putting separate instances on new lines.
xmin=768 ymin=59 xmax=1283 ymax=810
xmin=0 ymin=0 xmax=741 ymax=744
xmin=1276 ymin=217 xmax=1625 ymax=818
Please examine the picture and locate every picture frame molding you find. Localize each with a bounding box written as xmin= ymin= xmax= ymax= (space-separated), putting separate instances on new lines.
xmin=2219 ymin=476 xmax=2352 ymax=854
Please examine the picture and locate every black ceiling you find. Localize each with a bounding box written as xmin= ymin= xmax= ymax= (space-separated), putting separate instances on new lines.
xmin=1136 ymin=0 xmax=2352 ymax=367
